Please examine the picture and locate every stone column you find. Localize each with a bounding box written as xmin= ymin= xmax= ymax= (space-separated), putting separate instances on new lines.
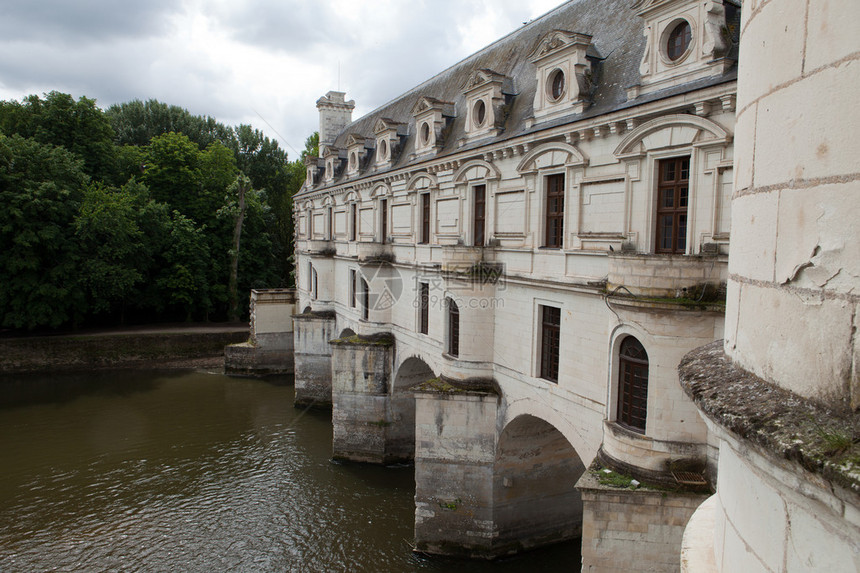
xmin=292 ymin=311 xmax=337 ymax=407
xmin=726 ymin=0 xmax=859 ymax=409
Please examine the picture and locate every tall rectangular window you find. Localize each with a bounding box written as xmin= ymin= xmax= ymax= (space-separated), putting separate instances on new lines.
xmin=419 ymin=282 xmax=429 ymax=334
xmin=448 ymin=299 xmax=459 ymax=357
xmin=380 ymin=199 xmax=388 ymax=243
xmin=540 ymin=305 xmax=561 ymax=382
xmin=349 ymin=269 xmax=357 ymax=308
xmin=361 ymin=279 xmax=369 ymax=320
xmin=420 ymin=193 xmax=430 ymax=244
xmin=312 ymin=268 xmax=318 ymax=300
xmin=307 ymin=262 xmax=313 ymax=292
xmin=656 ymin=157 xmax=690 ymax=254
xmin=473 ymin=184 xmax=485 ymax=247
xmin=545 ymin=174 xmax=565 ymax=248
xmin=350 ymin=203 xmax=357 ymax=241
xmin=327 ymin=206 xmax=333 ymax=240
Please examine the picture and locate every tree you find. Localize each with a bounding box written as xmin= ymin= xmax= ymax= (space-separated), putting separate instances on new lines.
xmin=0 ymin=134 xmax=88 ymax=329
xmin=0 ymin=91 xmax=117 ymax=183
xmin=222 ymin=174 xmax=251 ymax=321
xmin=75 ymin=182 xmax=146 ymax=318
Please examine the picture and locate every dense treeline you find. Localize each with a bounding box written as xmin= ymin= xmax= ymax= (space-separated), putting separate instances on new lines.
xmin=0 ymin=91 xmax=314 ymax=330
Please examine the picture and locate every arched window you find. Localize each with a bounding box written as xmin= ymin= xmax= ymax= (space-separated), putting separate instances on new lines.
xmin=617 ymin=337 xmax=649 ymax=433
xmin=447 ymin=298 xmax=459 ymax=357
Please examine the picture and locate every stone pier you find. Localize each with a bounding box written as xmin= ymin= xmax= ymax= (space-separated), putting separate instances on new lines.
xmin=330 ymin=333 xmax=399 ymax=463
xmin=293 ymin=310 xmax=337 ymax=407
xmin=224 ymin=289 xmax=296 ymax=375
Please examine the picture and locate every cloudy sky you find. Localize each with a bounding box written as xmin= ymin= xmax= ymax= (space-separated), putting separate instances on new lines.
xmin=0 ymin=0 xmax=563 ymax=159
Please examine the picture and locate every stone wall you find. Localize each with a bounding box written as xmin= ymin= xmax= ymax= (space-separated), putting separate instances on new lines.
xmin=0 ymin=330 xmax=247 ymax=373
xmin=578 ymin=470 xmax=709 ymax=573
xmin=293 ymin=311 xmax=337 ymax=407
xmin=607 ymin=252 xmax=728 ymax=298
xmin=225 ymin=289 xmax=296 ymax=375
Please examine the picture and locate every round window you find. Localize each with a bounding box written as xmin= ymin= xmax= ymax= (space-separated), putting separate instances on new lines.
xmin=548 ymin=69 xmax=565 ymax=101
xmin=420 ymin=122 xmax=431 ymax=145
xmin=666 ymin=20 xmax=692 ymax=61
xmin=350 ymin=152 xmax=357 ymax=169
xmin=473 ymin=99 xmax=486 ymax=127
xmin=379 ymin=139 xmax=388 ymax=159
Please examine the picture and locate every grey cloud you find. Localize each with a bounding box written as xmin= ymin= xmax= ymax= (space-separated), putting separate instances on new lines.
xmin=0 ymin=0 xmax=180 ymax=45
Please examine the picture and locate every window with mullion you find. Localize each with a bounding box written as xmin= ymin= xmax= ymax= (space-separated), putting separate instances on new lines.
xmin=540 ymin=305 xmax=561 ymax=382
xmin=545 ymin=173 xmax=565 ymax=248
xmin=655 ymin=157 xmax=690 ymax=254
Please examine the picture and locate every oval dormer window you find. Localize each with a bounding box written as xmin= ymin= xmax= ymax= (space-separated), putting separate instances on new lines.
xmin=379 ymin=139 xmax=388 ymax=160
xmin=420 ymin=121 xmax=431 ymax=146
xmin=473 ymin=99 xmax=486 ymax=127
xmin=666 ymin=20 xmax=692 ymax=61
xmin=548 ymin=69 xmax=565 ymax=101
xmin=349 ymin=151 xmax=357 ymax=170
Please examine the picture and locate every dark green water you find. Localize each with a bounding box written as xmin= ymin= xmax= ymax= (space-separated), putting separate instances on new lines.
xmin=0 ymin=370 xmax=580 ymax=572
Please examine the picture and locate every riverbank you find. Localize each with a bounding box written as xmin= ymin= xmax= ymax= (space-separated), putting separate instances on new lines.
xmin=0 ymin=323 xmax=249 ymax=373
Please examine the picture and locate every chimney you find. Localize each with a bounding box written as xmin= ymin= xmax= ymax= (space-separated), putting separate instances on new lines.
xmin=316 ymin=91 xmax=355 ymax=156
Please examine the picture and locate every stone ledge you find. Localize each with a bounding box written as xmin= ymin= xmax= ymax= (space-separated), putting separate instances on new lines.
xmin=292 ymin=309 xmax=337 ymax=320
xmin=413 ymin=375 xmax=499 ymax=396
xmin=679 ymin=341 xmax=860 ymax=496
xmin=330 ymin=332 xmax=395 ymax=346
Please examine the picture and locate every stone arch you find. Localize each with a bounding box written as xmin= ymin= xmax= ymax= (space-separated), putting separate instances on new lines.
xmin=493 ymin=414 xmax=586 ymax=552
xmin=453 ymin=159 xmax=501 ymax=183
xmin=344 ymin=189 xmax=359 ymax=203
xmin=614 ymin=114 xmax=732 ymax=158
xmin=322 ymin=195 xmax=334 ymax=207
xmin=406 ymin=171 xmax=438 ymax=191
xmin=390 ymin=356 xmax=436 ymax=460
xmin=370 ymin=182 xmax=392 ymax=198
xmin=516 ymin=141 xmax=587 ymax=174
xmin=339 ymin=328 xmax=356 ymax=338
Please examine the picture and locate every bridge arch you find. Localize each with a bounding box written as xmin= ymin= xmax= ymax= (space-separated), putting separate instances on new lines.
xmin=493 ymin=414 xmax=586 ymax=551
xmin=389 ymin=355 xmax=435 ymax=461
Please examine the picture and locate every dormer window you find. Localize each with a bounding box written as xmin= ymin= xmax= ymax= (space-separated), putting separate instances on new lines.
xmin=460 ymin=69 xmax=512 ymax=144
xmin=665 ymin=19 xmax=692 ymax=61
xmin=373 ymin=117 xmax=406 ymax=169
xmin=411 ymin=97 xmax=455 ymax=157
xmin=529 ymin=30 xmax=595 ymax=122
xmin=631 ymin=0 xmax=736 ymax=99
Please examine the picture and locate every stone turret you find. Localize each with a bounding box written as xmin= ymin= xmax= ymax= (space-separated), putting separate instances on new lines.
xmin=316 ymin=91 xmax=355 ymax=157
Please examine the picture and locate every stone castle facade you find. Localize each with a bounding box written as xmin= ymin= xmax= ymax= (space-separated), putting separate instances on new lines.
xmin=271 ymin=0 xmax=859 ymax=570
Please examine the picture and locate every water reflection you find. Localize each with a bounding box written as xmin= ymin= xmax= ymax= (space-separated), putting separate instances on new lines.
xmin=0 ymin=371 xmax=579 ymax=572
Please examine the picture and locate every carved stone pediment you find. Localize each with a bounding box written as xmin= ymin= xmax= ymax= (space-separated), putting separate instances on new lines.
xmin=461 ymin=68 xmax=507 ymax=92
xmin=528 ymin=30 xmax=593 ymax=63
xmin=373 ymin=118 xmax=407 ymax=136
xmin=411 ymin=96 xmax=454 ymax=117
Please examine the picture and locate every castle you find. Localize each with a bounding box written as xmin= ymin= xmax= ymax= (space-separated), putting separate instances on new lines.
xmin=229 ymin=0 xmax=858 ymax=570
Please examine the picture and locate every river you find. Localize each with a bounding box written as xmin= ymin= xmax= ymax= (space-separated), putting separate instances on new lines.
xmin=0 ymin=369 xmax=580 ymax=572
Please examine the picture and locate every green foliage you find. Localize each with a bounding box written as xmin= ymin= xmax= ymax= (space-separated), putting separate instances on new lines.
xmin=0 ymin=91 xmax=117 ymax=183
xmin=0 ymin=92 xmax=300 ymax=329
xmin=0 ymin=134 xmax=88 ymax=328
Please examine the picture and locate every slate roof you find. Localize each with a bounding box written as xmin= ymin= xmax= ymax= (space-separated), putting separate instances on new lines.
xmin=310 ymin=0 xmax=737 ymax=190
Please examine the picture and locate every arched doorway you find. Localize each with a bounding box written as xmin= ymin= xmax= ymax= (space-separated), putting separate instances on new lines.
xmin=389 ymin=357 xmax=434 ymax=461
xmin=493 ymin=415 xmax=586 ymax=552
